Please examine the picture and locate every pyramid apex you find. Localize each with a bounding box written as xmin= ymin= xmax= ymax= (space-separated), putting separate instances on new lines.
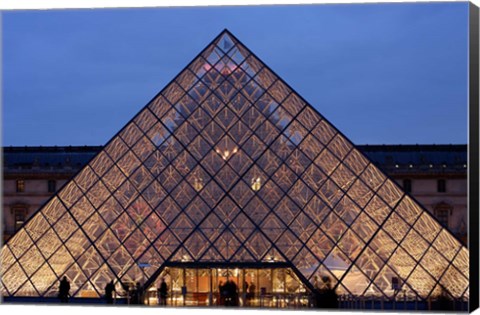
xmin=214 ymin=29 xmax=237 ymax=52
xmin=220 ymin=28 xmax=233 ymax=34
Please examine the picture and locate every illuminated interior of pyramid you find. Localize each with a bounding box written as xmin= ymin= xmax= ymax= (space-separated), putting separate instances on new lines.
xmin=1 ymin=30 xmax=469 ymax=303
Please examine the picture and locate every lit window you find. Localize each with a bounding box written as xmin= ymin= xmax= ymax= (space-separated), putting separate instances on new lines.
xmin=391 ymin=277 xmax=401 ymax=290
xmin=48 ymin=180 xmax=57 ymax=193
xmin=14 ymin=209 xmax=26 ymax=231
xmin=402 ymin=179 xmax=412 ymax=193
xmin=16 ymin=180 xmax=25 ymax=193
xmin=437 ymin=179 xmax=446 ymax=193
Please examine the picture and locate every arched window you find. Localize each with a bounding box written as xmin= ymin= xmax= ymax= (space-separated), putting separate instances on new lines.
xmin=11 ymin=204 xmax=29 ymax=232
xmin=434 ymin=202 xmax=452 ymax=228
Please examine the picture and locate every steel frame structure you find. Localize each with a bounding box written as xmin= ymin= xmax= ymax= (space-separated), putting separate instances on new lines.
xmin=1 ymin=30 xmax=469 ymax=304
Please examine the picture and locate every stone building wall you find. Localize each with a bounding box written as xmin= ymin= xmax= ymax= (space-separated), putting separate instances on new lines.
xmin=2 ymin=145 xmax=468 ymax=245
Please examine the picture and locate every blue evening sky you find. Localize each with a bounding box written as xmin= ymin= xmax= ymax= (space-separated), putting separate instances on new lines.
xmin=2 ymin=2 xmax=469 ymax=146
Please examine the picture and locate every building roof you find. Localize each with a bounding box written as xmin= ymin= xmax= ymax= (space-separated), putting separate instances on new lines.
xmin=3 ymin=146 xmax=102 ymax=171
xmin=3 ymin=144 xmax=467 ymax=175
xmin=359 ymin=144 xmax=467 ymax=175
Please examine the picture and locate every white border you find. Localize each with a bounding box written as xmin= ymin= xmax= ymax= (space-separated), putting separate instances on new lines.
xmin=0 ymin=0 xmax=479 ymax=10
xmin=1 ymin=1 xmax=478 ymax=315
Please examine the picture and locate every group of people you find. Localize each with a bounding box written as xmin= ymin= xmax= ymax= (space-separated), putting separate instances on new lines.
xmin=57 ymin=275 xmax=337 ymax=309
xmin=218 ymin=279 xmax=240 ymax=306
xmin=57 ymin=277 xmax=117 ymax=304
xmin=57 ymin=276 xmax=170 ymax=306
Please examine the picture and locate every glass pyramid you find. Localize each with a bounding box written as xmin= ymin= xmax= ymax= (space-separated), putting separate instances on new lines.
xmin=1 ymin=30 xmax=469 ymax=302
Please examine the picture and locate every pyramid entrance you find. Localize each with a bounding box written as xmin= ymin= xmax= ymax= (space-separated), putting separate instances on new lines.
xmin=1 ymin=29 xmax=469 ymax=308
xmin=142 ymin=262 xmax=311 ymax=307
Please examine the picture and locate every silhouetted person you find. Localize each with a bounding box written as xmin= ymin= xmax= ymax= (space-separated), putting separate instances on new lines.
xmin=105 ymin=280 xmax=115 ymax=304
xmin=58 ymin=276 xmax=70 ymax=303
xmin=219 ymin=281 xmax=226 ymax=306
xmin=232 ymin=280 xmax=239 ymax=306
xmin=248 ymin=282 xmax=256 ymax=300
xmin=314 ymin=276 xmax=338 ymax=309
xmin=224 ymin=280 xmax=230 ymax=306
xmin=243 ymin=282 xmax=249 ymax=306
xmin=224 ymin=280 xmax=238 ymax=306
xmin=135 ymin=282 xmax=142 ymax=305
xmin=433 ymin=289 xmax=454 ymax=311
xmin=130 ymin=282 xmax=142 ymax=305
xmin=158 ymin=278 xmax=168 ymax=306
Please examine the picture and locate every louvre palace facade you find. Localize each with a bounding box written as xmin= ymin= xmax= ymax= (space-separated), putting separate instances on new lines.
xmin=1 ymin=30 xmax=470 ymax=310
xmin=3 ymin=145 xmax=468 ymax=245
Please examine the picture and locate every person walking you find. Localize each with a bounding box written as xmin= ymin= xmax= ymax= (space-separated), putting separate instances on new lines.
xmin=58 ymin=276 xmax=71 ymax=303
xmin=158 ymin=278 xmax=168 ymax=306
xmin=105 ymin=280 xmax=115 ymax=304
xmin=218 ymin=281 xmax=226 ymax=306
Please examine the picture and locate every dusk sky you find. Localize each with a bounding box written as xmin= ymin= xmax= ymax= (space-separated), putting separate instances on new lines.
xmin=3 ymin=2 xmax=469 ymax=146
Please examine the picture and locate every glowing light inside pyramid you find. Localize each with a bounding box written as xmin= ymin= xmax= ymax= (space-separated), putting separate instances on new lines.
xmin=251 ymin=177 xmax=262 ymax=191
xmin=0 ymin=30 xmax=469 ymax=303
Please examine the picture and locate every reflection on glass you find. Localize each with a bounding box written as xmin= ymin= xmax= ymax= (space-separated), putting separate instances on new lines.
xmin=193 ymin=177 xmax=204 ymax=192
xmin=216 ymin=147 xmax=238 ymax=160
xmin=251 ymin=177 xmax=262 ymax=191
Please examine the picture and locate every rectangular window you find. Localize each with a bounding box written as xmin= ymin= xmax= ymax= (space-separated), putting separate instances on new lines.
xmin=16 ymin=180 xmax=25 ymax=193
xmin=48 ymin=180 xmax=57 ymax=193
xmin=434 ymin=208 xmax=449 ymax=228
xmin=14 ymin=209 xmax=26 ymax=231
xmin=402 ymin=179 xmax=412 ymax=193
xmin=391 ymin=277 xmax=401 ymax=290
xmin=437 ymin=179 xmax=446 ymax=193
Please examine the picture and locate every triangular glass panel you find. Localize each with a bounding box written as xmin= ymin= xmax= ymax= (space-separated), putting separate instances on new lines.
xmin=292 ymin=247 xmax=320 ymax=280
xmin=311 ymin=263 xmax=339 ymax=289
xmin=16 ymin=279 xmax=40 ymax=297
xmin=230 ymin=246 xmax=256 ymax=262
xmin=29 ymin=268 xmax=57 ymax=297
xmin=262 ymin=247 xmax=286 ymax=263
xmin=213 ymin=230 xmax=241 ymax=261
xmin=229 ymin=212 xmax=255 ymax=242
xmin=184 ymin=230 xmax=210 ymax=261
xmin=200 ymin=246 xmax=224 ymax=262
xmin=275 ymin=230 xmax=302 ymax=260
xmin=245 ymin=231 xmax=272 ymax=261
xmin=199 ymin=212 xmax=226 ymax=243
xmin=341 ymin=265 xmax=371 ymax=296
xmin=323 ymin=246 xmax=351 ymax=279
xmin=216 ymin=32 xmax=235 ymax=52
xmin=171 ymin=246 xmax=193 ymax=263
